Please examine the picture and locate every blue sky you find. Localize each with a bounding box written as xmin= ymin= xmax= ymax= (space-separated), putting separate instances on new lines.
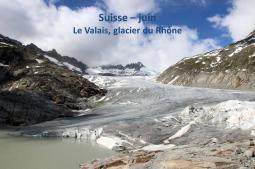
xmin=51 ymin=0 xmax=232 ymax=46
xmin=157 ymin=0 xmax=232 ymax=46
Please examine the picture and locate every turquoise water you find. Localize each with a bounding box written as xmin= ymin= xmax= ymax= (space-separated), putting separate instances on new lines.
xmin=0 ymin=130 xmax=114 ymax=169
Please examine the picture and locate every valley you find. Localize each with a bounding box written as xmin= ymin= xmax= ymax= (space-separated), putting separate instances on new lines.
xmin=15 ymin=75 xmax=255 ymax=169
xmin=1 ymin=31 xmax=255 ymax=169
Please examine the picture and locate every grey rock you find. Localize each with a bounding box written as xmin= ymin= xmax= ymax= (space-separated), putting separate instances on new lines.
xmin=235 ymin=146 xmax=243 ymax=155
xmin=244 ymin=148 xmax=255 ymax=158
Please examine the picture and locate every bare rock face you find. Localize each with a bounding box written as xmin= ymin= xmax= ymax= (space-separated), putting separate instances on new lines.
xmin=0 ymin=34 xmax=106 ymax=127
xmin=81 ymin=139 xmax=255 ymax=169
xmin=80 ymin=151 xmax=156 ymax=169
xmin=157 ymin=30 xmax=255 ymax=91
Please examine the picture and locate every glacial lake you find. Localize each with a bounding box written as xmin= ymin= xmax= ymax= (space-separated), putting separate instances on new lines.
xmin=0 ymin=130 xmax=114 ymax=169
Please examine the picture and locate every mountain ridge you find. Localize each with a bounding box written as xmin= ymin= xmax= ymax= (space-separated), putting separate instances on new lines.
xmin=87 ymin=62 xmax=157 ymax=76
xmin=157 ymin=29 xmax=255 ymax=90
xmin=26 ymin=43 xmax=88 ymax=74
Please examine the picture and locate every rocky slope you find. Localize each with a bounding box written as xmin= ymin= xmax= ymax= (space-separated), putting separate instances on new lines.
xmin=157 ymin=30 xmax=255 ymax=90
xmin=87 ymin=62 xmax=157 ymax=76
xmin=26 ymin=43 xmax=88 ymax=74
xmin=81 ymin=139 xmax=255 ymax=169
xmin=0 ymin=34 xmax=106 ymax=127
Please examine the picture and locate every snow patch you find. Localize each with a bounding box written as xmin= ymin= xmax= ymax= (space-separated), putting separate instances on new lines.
xmin=96 ymin=135 xmax=130 ymax=150
xmin=216 ymin=57 xmax=221 ymax=62
xmin=229 ymin=47 xmax=243 ymax=57
xmin=141 ymin=144 xmax=175 ymax=151
xmin=168 ymin=76 xmax=179 ymax=84
xmin=0 ymin=42 xmax=13 ymax=47
xmin=44 ymin=55 xmax=81 ymax=72
xmin=95 ymin=96 xmax=106 ymax=102
xmin=35 ymin=59 xmax=44 ymax=64
xmin=33 ymin=65 xmax=43 ymax=68
xmin=73 ymin=109 xmax=91 ymax=117
xmin=63 ymin=62 xmax=82 ymax=72
xmin=164 ymin=121 xmax=195 ymax=143
xmin=210 ymin=61 xmax=220 ymax=68
xmin=0 ymin=62 xmax=8 ymax=67
xmin=251 ymin=130 xmax=255 ymax=137
xmin=249 ymin=53 xmax=255 ymax=58
xmin=44 ymin=55 xmax=62 ymax=65
xmin=116 ymin=91 xmax=121 ymax=96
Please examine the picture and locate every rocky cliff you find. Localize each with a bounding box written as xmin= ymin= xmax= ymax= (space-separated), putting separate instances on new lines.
xmin=157 ymin=30 xmax=255 ymax=90
xmin=0 ymin=34 xmax=106 ymax=127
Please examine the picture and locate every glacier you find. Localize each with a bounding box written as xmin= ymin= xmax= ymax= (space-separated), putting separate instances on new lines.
xmin=18 ymin=75 xmax=255 ymax=151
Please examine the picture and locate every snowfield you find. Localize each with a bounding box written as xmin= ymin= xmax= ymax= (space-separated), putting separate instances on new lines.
xmin=44 ymin=55 xmax=82 ymax=72
xmin=179 ymin=100 xmax=255 ymax=130
xmin=20 ymin=75 xmax=255 ymax=151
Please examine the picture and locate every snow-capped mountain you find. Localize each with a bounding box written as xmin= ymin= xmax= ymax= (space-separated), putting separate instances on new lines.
xmin=158 ymin=29 xmax=255 ymax=90
xmin=26 ymin=43 xmax=88 ymax=74
xmin=87 ymin=62 xmax=158 ymax=76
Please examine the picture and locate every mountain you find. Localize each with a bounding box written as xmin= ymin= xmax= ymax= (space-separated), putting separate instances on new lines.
xmin=26 ymin=43 xmax=88 ymax=74
xmin=0 ymin=34 xmax=106 ymax=127
xmin=157 ymin=30 xmax=255 ymax=90
xmin=87 ymin=62 xmax=157 ymax=76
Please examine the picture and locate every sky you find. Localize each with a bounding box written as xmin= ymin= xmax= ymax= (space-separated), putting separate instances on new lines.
xmin=0 ymin=0 xmax=255 ymax=71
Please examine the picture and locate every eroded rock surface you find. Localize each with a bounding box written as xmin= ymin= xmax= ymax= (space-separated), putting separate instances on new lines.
xmin=0 ymin=34 xmax=106 ymax=126
xmin=81 ymin=139 xmax=255 ymax=169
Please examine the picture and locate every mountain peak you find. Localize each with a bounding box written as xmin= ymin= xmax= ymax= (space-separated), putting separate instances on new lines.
xmin=87 ymin=61 xmax=156 ymax=76
xmin=47 ymin=49 xmax=61 ymax=56
xmin=0 ymin=34 xmax=22 ymax=47
xmin=26 ymin=43 xmax=43 ymax=53
xmin=125 ymin=62 xmax=145 ymax=71
xmin=247 ymin=29 xmax=255 ymax=37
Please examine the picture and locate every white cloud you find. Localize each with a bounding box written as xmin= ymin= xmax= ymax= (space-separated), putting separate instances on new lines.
xmin=0 ymin=0 xmax=219 ymax=71
xmin=208 ymin=0 xmax=255 ymax=41
xmin=103 ymin=26 xmax=219 ymax=71
xmin=207 ymin=15 xmax=222 ymax=28
xmin=103 ymin=0 xmax=159 ymax=15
